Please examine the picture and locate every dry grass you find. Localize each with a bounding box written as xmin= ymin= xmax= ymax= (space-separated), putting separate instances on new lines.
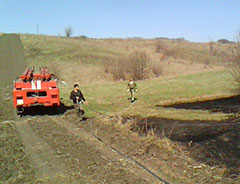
xmin=228 ymin=37 xmax=240 ymax=85
xmin=19 ymin=34 xmax=230 ymax=85
xmin=90 ymin=116 xmax=240 ymax=184
xmin=103 ymin=50 xmax=154 ymax=81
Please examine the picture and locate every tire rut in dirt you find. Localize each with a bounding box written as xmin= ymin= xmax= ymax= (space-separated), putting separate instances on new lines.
xmin=52 ymin=116 xmax=163 ymax=184
xmin=15 ymin=119 xmax=73 ymax=183
xmin=29 ymin=116 xmax=149 ymax=184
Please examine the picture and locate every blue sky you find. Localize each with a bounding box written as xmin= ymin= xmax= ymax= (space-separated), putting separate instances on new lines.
xmin=0 ymin=0 xmax=239 ymax=42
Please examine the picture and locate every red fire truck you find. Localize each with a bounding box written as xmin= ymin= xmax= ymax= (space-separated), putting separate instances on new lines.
xmin=13 ymin=67 xmax=60 ymax=114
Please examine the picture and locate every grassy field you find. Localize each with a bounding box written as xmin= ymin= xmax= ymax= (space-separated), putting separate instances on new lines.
xmin=0 ymin=34 xmax=27 ymax=121
xmin=59 ymin=69 xmax=237 ymax=121
xmin=17 ymin=33 xmax=236 ymax=120
xmin=0 ymin=122 xmax=36 ymax=183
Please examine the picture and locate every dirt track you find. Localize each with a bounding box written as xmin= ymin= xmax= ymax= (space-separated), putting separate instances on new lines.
xmin=15 ymin=120 xmax=71 ymax=183
xmin=14 ymin=115 xmax=165 ymax=184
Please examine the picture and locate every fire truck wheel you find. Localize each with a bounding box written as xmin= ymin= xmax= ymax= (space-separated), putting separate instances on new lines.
xmin=16 ymin=108 xmax=24 ymax=116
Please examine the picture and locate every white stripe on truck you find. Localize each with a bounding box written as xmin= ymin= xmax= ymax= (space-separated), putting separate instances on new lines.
xmin=31 ymin=81 xmax=36 ymax=90
xmin=37 ymin=80 xmax=41 ymax=90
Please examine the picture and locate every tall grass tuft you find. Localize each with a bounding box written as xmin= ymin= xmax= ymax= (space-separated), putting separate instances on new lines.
xmin=229 ymin=33 xmax=240 ymax=86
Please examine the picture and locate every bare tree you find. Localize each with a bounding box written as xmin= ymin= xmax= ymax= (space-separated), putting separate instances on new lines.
xmin=103 ymin=51 xmax=163 ymax=81
xmin=103 ymin=51 xmax=150 ymax=81
xmin=64 ymin=26 xmax=73 ymax=37
xmin=151 ymin=62 xmax=163 ymax=77
xmin=130 ymin=51 xmax=149 ymax=80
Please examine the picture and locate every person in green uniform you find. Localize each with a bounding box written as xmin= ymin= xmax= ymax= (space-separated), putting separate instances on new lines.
xmin=127 ymin=79 xmax=137 ymax=102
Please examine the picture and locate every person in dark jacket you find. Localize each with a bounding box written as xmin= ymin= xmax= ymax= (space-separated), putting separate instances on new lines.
xmin=70 ymin=84 xmax=87 ymax=115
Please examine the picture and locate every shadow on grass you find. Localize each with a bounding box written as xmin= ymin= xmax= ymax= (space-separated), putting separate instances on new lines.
xmin=159 ymin=95 xmax=240 ymax=114
xmin=189 ymin=125 xmax=240 ymax=177
xmin=20 ymin=103 xmax=74 ymax=116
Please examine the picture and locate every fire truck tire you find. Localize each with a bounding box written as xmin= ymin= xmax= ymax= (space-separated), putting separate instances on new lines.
xmin=16 ymin=108 xmax=24 ymax=116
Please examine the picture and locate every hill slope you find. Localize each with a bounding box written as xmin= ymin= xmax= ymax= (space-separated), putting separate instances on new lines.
xmin=20 ymin=34 xmax=229 ymax=85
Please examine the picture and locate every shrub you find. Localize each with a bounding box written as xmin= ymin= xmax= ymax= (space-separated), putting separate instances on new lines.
xmin=217 ymin=39 xmax=235 ymax=44
xmin=112 ymin=58 xmax=128 ymax=81
xmin=64 ymin=26 xmax=73 ymax=37
xmin=104 ymin=51 xmax=163 ymax=80
xmin=208 ymin=42 xmax=217 ymax=56
xmin=230 ymin=43 xmax=240 ymax=83
xmin=129 ymin=51 xmax=149 ymax=80
xmin=228 ymin=32 xmax=240 ymax=90
xmin=155 ymin=41 xmax=164 ymax=53
xmin=151 ymin=62 xmax=163 ymax=77
xmin=162 ymin=47 xmax=176 ymax=58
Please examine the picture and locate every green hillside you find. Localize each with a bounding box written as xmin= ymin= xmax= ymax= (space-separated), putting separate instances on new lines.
xmin=17 ymin=34 xmax=236 ymax=120
xmin=20 ymin=34 xmax=230 ymax=85
xmin=0 ymin=34 xmax=236 ymax=120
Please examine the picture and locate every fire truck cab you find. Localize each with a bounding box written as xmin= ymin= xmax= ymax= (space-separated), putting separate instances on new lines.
xmin=13 ymin=67 xmax=60 ymax=114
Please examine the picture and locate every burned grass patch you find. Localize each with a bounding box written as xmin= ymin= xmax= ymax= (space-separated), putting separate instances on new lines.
xmin=160 ymin=95 xmax=240 ymax=114
xmin=189 ymin=126 xmax=240 ymax=178
xmin=130 ymin=117 xmax=237 ymax=142
xmin=126 ymin=117 xmax=240 ymax=180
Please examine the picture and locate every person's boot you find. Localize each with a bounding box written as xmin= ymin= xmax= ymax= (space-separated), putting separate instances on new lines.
xmin=131 ymin=96 xmax=134 ymax=103
xmin=80 ymin=110 xmax=85 ymax=116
